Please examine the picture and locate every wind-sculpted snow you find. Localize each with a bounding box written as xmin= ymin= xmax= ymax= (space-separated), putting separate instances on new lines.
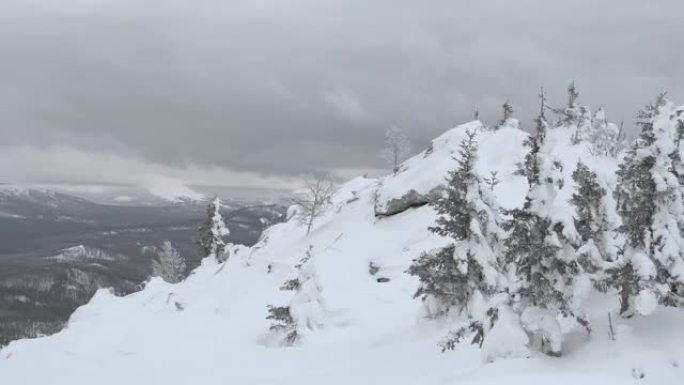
xmin=1 ymin=120 xmax=684 ymax=384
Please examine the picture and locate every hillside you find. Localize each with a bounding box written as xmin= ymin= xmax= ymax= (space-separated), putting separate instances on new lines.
xmin=2 ymin=111 xmax=684 ymax=385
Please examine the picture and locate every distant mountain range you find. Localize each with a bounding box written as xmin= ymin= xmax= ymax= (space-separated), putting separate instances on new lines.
xmin=0 ymin=187 xmax=287 ymax=346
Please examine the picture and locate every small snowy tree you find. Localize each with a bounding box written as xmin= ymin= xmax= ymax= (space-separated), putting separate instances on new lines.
xmin=483 ymin=171 xmax=500 ymax=191
xmin=152 ymin=241 xmax=187 ymax=284
xmin=289 ymin=175 xmax=334 ymax=236
xmin=502 ymin=101 xmax=514 ymax=122
xmin=567 ymin=81 xmax=579 ymax=109
xmin=504 ymin=88 xmax=587 ymax=357
xmin=569 ymin=106 xmax=593 ymax=145
xmin=381 ymin=126 xmax=412 ymax=174
xmin=552 ymin=82 xmax=598 ymax=147
xmin=611 ymin=94 xmax=684 ymax=317
xmin=549 ymin=82 xmax=622 ymax=153
xmin=553 ymin=81 xmax=583 ymax=128
xmin=266 ymin=246 xmax=326 ymax=346
xmin=198 ymin=196 xmax=230 ymax=262
xmin=587 ymin=107 xmax=622 ymax=157
xmin=546 ymin=82 xmax=593 ymax=143
xmin=409 ymin=131 xmax=505 ymax=319
xmin=495 ymin=101 xmax=516 ymax=130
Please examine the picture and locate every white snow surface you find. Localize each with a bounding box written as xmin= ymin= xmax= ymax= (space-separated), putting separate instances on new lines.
xmin=2 ymin=122 xmax=684 ymax=384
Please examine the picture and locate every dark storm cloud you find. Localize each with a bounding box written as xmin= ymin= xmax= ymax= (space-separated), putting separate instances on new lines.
xmin=1 ymin=0 xmax=683 ymax=177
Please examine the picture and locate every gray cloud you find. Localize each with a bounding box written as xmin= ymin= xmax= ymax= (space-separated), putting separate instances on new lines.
xmin=1 ymin=0 xmax=683 ymax=180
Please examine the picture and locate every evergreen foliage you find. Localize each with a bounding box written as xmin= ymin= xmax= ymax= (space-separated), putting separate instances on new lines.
xmin=570 ymin=162 xmax=620 ymax=285
xmin=198 ymin=196 xmax=230 ymax=262
xmin=483 ymin=171 xmax=500 ymax=191
xmin=151 ymin=241 xmax=187 ymax=284
xmin=503 ymin=89 xmax=587 ymax=356
xmin=611 ymin=94 xmax=684 ymax=317
xmin=409 ymin=131 xmax=504 ymax=318
xmin=266 ymin=246 xmax=326 ymax=346
xmin=495 ymin=101 xmax=516 ymax=130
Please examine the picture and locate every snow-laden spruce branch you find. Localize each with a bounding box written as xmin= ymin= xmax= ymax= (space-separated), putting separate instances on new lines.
xmin=266 ymin=246 xmax=326 ymax=346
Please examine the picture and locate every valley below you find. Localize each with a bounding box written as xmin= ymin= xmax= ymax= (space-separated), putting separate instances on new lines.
xmin=0 ymin=188 xmax=285 ymax=346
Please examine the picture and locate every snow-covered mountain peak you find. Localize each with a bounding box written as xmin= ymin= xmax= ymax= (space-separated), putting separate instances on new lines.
xmin=2 ymin=111 xmax=684 ymax=385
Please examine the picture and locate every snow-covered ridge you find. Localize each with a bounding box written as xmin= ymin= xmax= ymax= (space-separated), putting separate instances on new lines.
xmin=1 ymin=104 xmax=684 ymax=384
xmin=0 ymin=184 xmax=42 ymax=196
xmin=47 ymin=245 xmax=129 ymax=263
xmin=0 ymin=184 xmax=76 ymax=203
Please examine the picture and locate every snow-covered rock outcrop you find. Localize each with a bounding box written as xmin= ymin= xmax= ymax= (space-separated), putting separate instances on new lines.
xmin=374 ymin=121 xmax=529 ymax=216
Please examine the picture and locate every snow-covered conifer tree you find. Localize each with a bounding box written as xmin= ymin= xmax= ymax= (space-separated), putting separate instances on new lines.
xmin=408 ymin=131 xmax=504 ymax=319
xmin=548 ymin=82 xmax=593 ymax=144
xmin=504 ymin=88 xmax=587 ymax=356
xmin=570 ymin=162 xmax=620 ymax=290
xmin=550 ymin=82 xmax=622 ymax=153
xmin=611 ymin=94 xmax=684 ymax=317
xmin=586 ymin=107 xmax=622 ymax=157
xmin=483 ymin=171 xmax=500 ymax=192
xmin=672 ymin=109 xmax=684 ymax=181
xmin=266 ymin=246 xmax=326 ymax=346
xmin=554 ymin=81 xmax=583 ymax=127
xmin=152 ymin=241 xmax=187 ymax=284
xmin=567 ymin=81 xmax=579 ymax=108
xmin=570 ymin=106 xmax=593 ymax=145
xmin=495 ymin=101 xmax=518 ymax=130
xmin=381 ymin=127 xmax=412 ymax=174
xmin=198 ymin=196 xmax=230 ymax=262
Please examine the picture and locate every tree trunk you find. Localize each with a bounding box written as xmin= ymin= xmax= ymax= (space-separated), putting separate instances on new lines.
xmin=619 ymin=285 xmax=633 ymax=318
xmin=306 ymin=201 xmax=317 ymax=236
xmin=618 ymin=264 xmax=634 ymax=318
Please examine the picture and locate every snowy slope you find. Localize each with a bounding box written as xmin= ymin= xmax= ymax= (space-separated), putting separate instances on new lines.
xmin=376 ymin=121 xmax=529 ymax=212
xmin=2 ymin=121 xmax=684 ymax=385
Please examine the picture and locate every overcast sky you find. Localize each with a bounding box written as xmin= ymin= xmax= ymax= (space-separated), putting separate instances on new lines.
xmin=1 ymin=0 xmax=683 ymax=199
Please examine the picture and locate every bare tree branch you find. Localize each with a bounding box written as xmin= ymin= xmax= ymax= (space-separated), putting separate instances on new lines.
xmin=289 ymin=175 xmax=335 ymax=236
xmin=380 ymin=127 xmax=412 ymax=175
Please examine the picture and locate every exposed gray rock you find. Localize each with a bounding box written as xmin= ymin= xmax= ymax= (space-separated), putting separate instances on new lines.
xmin=374 ymin=186 xmax=444 ymax=217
